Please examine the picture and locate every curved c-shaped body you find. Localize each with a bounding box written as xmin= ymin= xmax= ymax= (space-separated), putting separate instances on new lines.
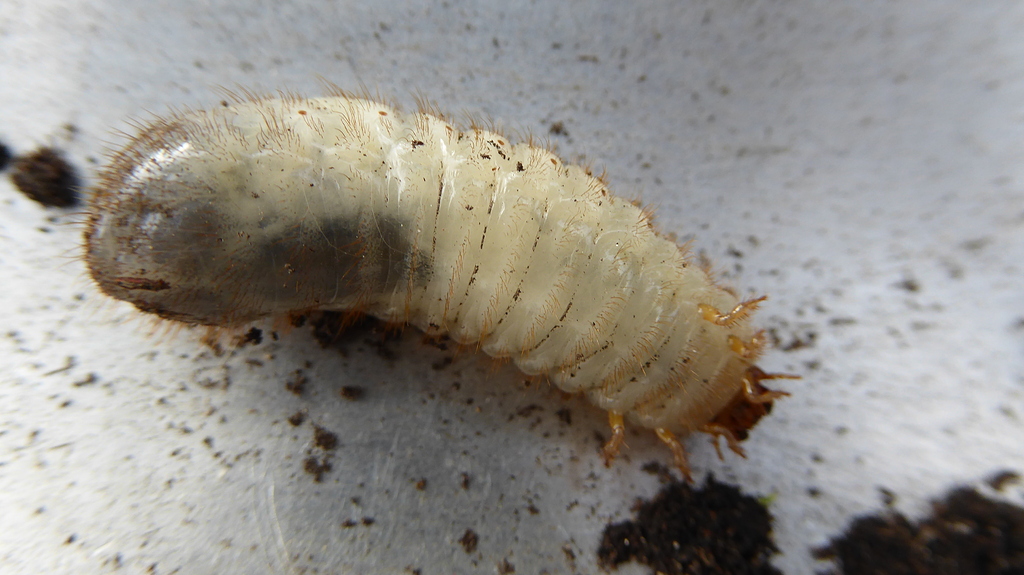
xmin=86 ymin=94 xmax=788 ymax=473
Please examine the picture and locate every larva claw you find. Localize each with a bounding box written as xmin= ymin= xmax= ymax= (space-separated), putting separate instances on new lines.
xmin=701 ymin=423 xmax=747 ymax=459
xmin=655 ymin=428 xmax=693 ymax=483
xmin=698 ymin=296 xmax=767 ymax=327
xmin=703 ymin=365 xmax=798 ymax=455
xmin=601 ymin=411 xmax=627 ymax=466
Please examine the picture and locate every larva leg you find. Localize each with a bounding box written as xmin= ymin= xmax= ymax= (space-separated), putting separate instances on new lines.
xmin=742 ymin=366 xmax=797 ymax=404
xmin=654 ymin=428 xmax=693 ymax=483
xmin=698 ymin=296 xmax=767 ymax=327
xmin=601 ymin=411 xmax=627 ymax=466
xmin=727 ymin=330 xmax=768 ymax=359
xmin=701 ymin=423 xmax=747 ymax=459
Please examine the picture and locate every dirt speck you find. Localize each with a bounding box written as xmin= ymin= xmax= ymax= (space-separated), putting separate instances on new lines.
xmin=461 ymin=472 xmax=472 ymax=490
xmin=458 ymin=528 xmax=479 ymax=554
xmin=303 ymin=456 xmax=332 ymax=482
xmin=285 ymin=370 xmax=308 ymax=396
xmin=815 ymin=485 xmax=1024 ymax=575
xmin=237 ymin=327 xmax=262 ymax=346
xmin=640 ymin=460 xmax=675 ymax=484
xmin=340 ymin=385 xmax=364 ymax=401
xmin=597 ymin=476 xmax=780 ymax=575
xmin=312 ymin=425 xmax=338 ymax=450
xmin=0 ymin=140 xmax=11 ymax=171
xmin=414 ymin=477 xmax=427 ymax=491
xmin=549 ymin=121 xmax=569 ymax=136
xmin=287 ymin=410 xmax=307 ymax=426
xmin=987 ymin=469 xmax=1021 ymax=492
xmin=497 ymin=557 xmax=515 ymax=573
xmin=894 ymin=277 xmax=921 ymax=292
xmin=555 ymin=407 xmax=572 ymax=425
xmin=9 ymin=147 xmax=80 ymax=207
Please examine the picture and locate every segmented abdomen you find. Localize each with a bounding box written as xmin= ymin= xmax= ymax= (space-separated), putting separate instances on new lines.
xmin=85 ymin=95 xmax=765 ymax=437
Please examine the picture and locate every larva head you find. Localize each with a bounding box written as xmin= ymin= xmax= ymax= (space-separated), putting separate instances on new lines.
xmin=84 ymin=109 xmax=382 ymax=326
xmin=708 ymin=366 xmax=791 ymax=443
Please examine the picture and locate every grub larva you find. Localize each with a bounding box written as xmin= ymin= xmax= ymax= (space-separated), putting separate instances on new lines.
xmin=84 ymin=91 xmax=793 ymax=479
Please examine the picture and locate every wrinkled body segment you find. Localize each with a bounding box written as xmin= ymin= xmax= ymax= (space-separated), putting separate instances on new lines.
xmin=85 ymin=94 xmax=790 ymax=478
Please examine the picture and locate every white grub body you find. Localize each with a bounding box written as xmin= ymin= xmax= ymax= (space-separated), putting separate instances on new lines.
xmin=86 ymin=93 xmax=778 ymax=444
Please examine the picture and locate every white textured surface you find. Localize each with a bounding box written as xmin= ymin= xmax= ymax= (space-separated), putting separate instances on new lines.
xmin=1 ymin=1 xmax=1023 ymax=574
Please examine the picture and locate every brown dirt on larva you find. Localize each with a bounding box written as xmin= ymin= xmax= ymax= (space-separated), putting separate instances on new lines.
xmin=814 ymin=483 xmax=1024 ymax=575
xmin=9 ymin=147 xmax=80 ymax=207
xmin=597 ymin=476 xmax=780 ymax=575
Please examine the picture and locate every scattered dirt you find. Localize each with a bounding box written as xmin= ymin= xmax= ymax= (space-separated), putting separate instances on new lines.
xmin=285 ymin=369 xmax=308 ymax=396
xmin=549 ymin=121 xmax=568 ymax=136
xmin=9 ymin=147 xmax=79 ymax=207
xmin=815 ymin=485 xmax=1024 ymax=575
xmin=236 ymin=327 xmax=263 ymax=346
xmin=497 ymin=557 xmax=515 ymax=573
xmin=340 ymin=385 xmax=364 ymax=401
xmin=287 ymin=410 xmax=307 ymax=426
xmin=312 ymin=425 xmax=338 ymax=450
xmin=555 ymin=407 xmax=572 ymax=425
xmin=597 ymin=476 xmax=780 ymax=575
xmin=303 ymin=456 xmax=332 ymax=482
xmin=459 ymin=528 xmax=479 ymax=554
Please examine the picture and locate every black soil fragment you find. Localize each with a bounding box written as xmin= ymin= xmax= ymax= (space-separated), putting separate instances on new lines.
xmin=285 ymin=370 xmax=307 ymax=396
xmin=597 ymin=476 xmax=780 ymax=575
xmin=287 ymin=410 xmax=307 ymax=426
xmin=9 ymin=147 xmax=79 ymax=207
xmin=237 ymin=327 xmax=263 ymax=346
xmin=340 ymin=386 xmax=364 ymax=401
xmin=303 ymin=456 xmax=332 ymax=482
xmin=459 ymin=528 xmax=479 ymax=554
xmin=815 ymin=486 xmax=1024 ymax=575
xmin=0 ymin=140 xmax=11 ymax=171
xmin=312 ymin=425 xmax=338 ymax=450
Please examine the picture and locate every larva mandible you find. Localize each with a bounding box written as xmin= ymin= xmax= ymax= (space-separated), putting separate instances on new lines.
xmin=84 ymin=91 xmax=794 ymax=479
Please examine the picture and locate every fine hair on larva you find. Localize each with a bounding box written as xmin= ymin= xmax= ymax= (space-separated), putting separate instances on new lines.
xmin=84 ymin=89 xmax=794 ymax=480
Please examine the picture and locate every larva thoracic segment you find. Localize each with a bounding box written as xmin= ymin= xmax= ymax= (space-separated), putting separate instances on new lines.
xmin=85 ymin=92 xmax=791 ymax=479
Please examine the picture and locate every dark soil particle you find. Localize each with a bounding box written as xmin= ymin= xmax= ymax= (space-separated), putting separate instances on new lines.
xmin=285 ymin=370 xmax=307 ymax=396
xmin=238 ymin=327 xmax=262 ymax=346
xmin=287 ymin=410 xmax=307 ymax=426
xmin=0 ymin=140 xmax=11 ymax=171
xmin=815 ymin=486 xmax=1024 ymax=575
xmin=312 ymin=425 xmax=338 ymax=450
xmin=597 ymin=476 xmax=780 ymax=575
xmin=303 ymin=456 xmax=332 ymax=482
xmin=987 ymin=470 xmax=1021 ymax=492
xmin=9 ymin=147 xmax=80 ymax=207
xmin=459 ymin=528 xmax=479 ymax=554
xmin=340 ymin=386 xmax=364 ymax=401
